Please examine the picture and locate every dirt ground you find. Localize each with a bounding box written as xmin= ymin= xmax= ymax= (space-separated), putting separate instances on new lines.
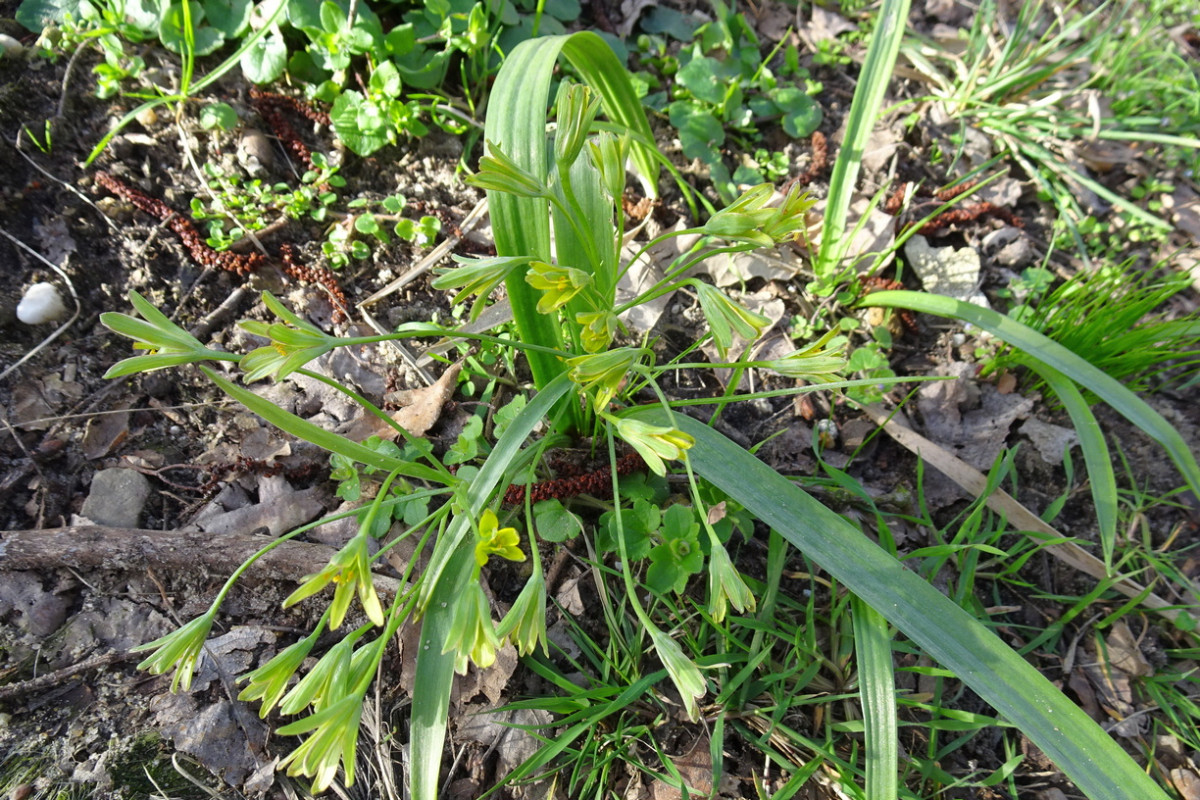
xmin=2 ymin=1 xmax=1199 ymax=798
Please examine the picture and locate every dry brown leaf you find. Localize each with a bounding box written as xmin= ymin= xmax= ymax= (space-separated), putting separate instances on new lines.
xmin=1172 ymin=768 xmax=1200 ymax=800
xmin=82 ymin=399 xmax=133 ymax=459
xmin=341 ymin=361 xmax=462 ymax=441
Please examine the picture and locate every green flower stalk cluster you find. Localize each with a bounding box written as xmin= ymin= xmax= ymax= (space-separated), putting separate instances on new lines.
xmin=444 ymin=509 xmax=543 ymax=672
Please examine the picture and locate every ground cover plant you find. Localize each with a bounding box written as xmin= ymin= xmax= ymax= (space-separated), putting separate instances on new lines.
xmin=2 ymin=1 xmax=1200 ymax=799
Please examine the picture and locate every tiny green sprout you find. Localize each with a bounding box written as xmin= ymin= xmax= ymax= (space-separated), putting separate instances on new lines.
xmin=465 ymin=140 xmax=550 ymax=198
xmin=131 ymin=611 xmax=215 ymax=693
xmin=611 ymin=416 xmax=694 ymax=477
xmin=100 ymin=290 xmax=235 ymax=378
xmin=238 ymin=629 xmax=320 ymax=717
xmin=692 ymin=281 xmax=771 ymax=359
xmin=525 ymin=261 xmax=591 ymax=313
xmin=283 ymin=532 xmax=385 ymax=629
xmin=443 ymin=579 xmax=501 ymax=674
xmin=239 ymin=292 xmax=339 ymax=382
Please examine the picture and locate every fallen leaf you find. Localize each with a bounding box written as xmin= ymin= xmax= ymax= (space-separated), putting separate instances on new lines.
xmin=340 ymin=362 xmax=462 ymax=441
xmin=905 ymin=234 xmax=988 ymax=307
xmin=1019 ymin=418 xmax=1080 ymax=466
xmin=82 ymin=399 xmax=133 ymax=460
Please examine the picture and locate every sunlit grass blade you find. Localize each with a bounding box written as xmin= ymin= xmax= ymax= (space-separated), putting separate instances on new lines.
xmin=633 ymin=406 xmax=1171 ymax=800
xmin=410 ymin=373 xmax=572 ymax=800
xmin=852 ymin=596 xmax=897 ymax=800
xmin=815 ymin=0 xmax=912 ymax=281
xmin=860 ymin=290 xmax=1200 ymax=503
xmin=199 ymin=366 xmax=438 ymax=479
xmin=1028 ymin=364 xmax=1118 ymax=570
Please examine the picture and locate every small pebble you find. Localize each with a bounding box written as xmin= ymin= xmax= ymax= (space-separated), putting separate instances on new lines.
xmin=17 ymin=282 xmax=68 ymax=324
xmin=0 ymin=33 xmax=24 ymax=58
xmin=136 ymin=106 xmax=158 ymax=128
xmin=237 ymin=128 xmax=276 ymax=175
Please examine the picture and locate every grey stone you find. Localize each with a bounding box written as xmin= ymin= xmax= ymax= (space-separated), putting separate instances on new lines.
xmin=81 ymin=468 xmax=151 ymax=528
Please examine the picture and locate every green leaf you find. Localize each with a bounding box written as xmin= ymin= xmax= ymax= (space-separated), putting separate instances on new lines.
xmin=411 ymin=374 xmax=573 ymax=800
xmin=16 ymin=0 xmax=94 ymax=31
xmin=677 ymin=56 xmax=725 ymax=105
xmin=635 ymin=406 xmax=1172 ymax=800
xmin=241 ymin=29 xmax=287 ymax=83
xmin=771 ymin=86 xmax=823 ymax=138
xmin=533 ymin=499 xmax=583 ymax=542
xmin=202 ymin=0 xmax=251 ymax=37
xmin=198 ymin=102 xmax=238 ymax=131
xmin=331 ymin=91 xmax=390 ymax=155
xmin=369 ymin=60 xmax=403 ymax=98
xmin=159 ymin=2 xmax=225 ymax=55
xmin=853 ymin=596 xmax=898 ymax=800
xmin=386 ymin=24 xmax=415 ymax=55
xmin=639 ymin=6 xmax=700 ymax=40
xmin=667 ymin=101 xmax=724 ymax=162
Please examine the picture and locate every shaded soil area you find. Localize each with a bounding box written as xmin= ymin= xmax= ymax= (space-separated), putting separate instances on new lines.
xmin=2 ymin=2 xmax=1200 ymax=799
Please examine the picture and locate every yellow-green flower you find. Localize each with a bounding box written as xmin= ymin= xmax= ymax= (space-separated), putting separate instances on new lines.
xmin=566 ymin=347 xmax=643 ymax=413
xmin=693 ymin=282 xmax=771 ymax=359
xmin=276 ymin=693 xmax=364 ymax=793
xmin=238 ymin=630 xmax=319 ymax=717
xmin=131 ymin=612 xmax=215 ymax=693
xmin=432 ymin=255 xmax=533 ymax=319
xmin=283 ymin=533 xmax=385 ymax=629
xmin=239 ymin=291 xmax=338 ymax=382
xmin=278 ymin=635 xmax=358 ymax=715
xmin=496 ymin=568 xmax=548 ymax=657
xmin=648 ymin=624 xmax=706 ymax=721
xmin=525 ymin=261 xmax=591 ymax=313
xmin=475 ymin=509 xmax=525 ymax=567
xmin=100 ymin=290 xmax=233 ymax=379
xmin=576 ymin=309 xmax=619 ymax=353
xmin=465 ymin=140 xmax=548 ymax=198
xmin=587 ymin=131 xmax=630 ymax=202
xmin=761 ymin=181 xmax=817 ymax=243
xmin=612 ymin=416 xmax=694 ymax=476
xmin=706 ymin=542 xmax=756 ymax=624
xmin=443 ymin=580 xmax=501 ymax=674
xmin=554 ymin=82 xmax=601 ymax=169
xmin=762 ymin=328 xmax=848 ymax=382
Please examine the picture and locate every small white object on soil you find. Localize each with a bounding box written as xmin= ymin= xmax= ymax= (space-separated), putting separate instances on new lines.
xmin=16 ymin=281 xmax=68 ymax=324
xmin=0 ymin=33 xmax=25 ymax=58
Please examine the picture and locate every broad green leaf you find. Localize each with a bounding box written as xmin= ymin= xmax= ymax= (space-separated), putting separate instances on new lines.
xmin=241 ymin=29 xmax=287 ymax=83
xmin=202 ymin=0 xmax=251 ymax=37
xmin=634 ymin=406 xmax=1171 ymax=800
xmin=16 ymin=0 xmax=94 ymax=31
xmin=410 ymin=374 xmax=573 ymax=800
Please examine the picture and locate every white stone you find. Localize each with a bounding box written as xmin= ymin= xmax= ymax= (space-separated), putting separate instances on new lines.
xmin=16 ymin=282 xmax=68 ymax=324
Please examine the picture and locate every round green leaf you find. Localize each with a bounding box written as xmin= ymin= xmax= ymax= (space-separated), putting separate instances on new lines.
xmin=241 ymin=30 xmax=287 ymax=83
xmin=533 ymin=499 xmax=583 ymax=542
xmin=198 ymin=102 xmax=238 ymax=131
xmin=203 ymin=0 xmax=251 ymax=37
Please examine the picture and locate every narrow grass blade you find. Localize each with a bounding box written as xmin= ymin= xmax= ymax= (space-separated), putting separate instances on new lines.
xmin=410 ymin=373 xmax=572 ymax=800
xmin=633 ymin=407 xmax=1171 ymax=800
xmin=815 ymin=0 xmax=912 ymax=280
xmin=861 ymin=290 xmax=1200 ymax=502
xmin=1028 ymin=364 xmax=1118 ymax=570
xmin=199 ymin=366 xmax=439 ymax=480
xmin=852 ymin=596 xmax=897 ymax=800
